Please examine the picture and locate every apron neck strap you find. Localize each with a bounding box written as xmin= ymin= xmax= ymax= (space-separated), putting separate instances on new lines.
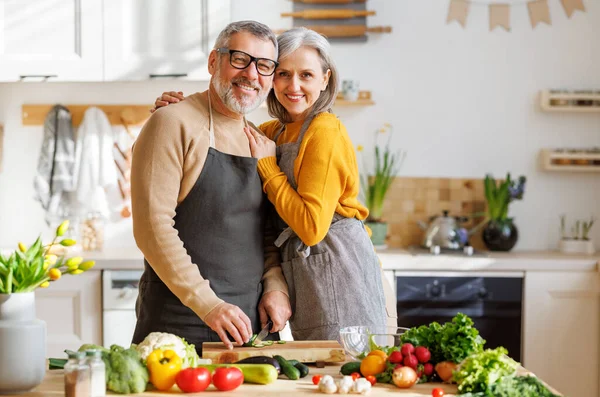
xmin=207 ymin=90 xmax=215 ymax=148
xmin=273 ymin=113 xmax=318 ymax=144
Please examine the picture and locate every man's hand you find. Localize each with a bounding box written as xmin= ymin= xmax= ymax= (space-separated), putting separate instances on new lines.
xmin=204 ymin=302 xmax=253 ymax=349
xmin=244 ymin=126 xmax=276 ymax=159
xmin=258 ymin=291 xmax=292 ymax=333
xmin=151 ymin=91 xmax=186 ymax=113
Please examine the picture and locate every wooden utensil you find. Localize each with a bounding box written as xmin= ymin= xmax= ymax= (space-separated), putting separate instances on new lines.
xmin=293 ymin=0 xmax=366 ymax=3
xmin=202 ymin=340 xmax=346 ymax=364
xmin=282 ymin=9 xmax=375 ymax=19
xmin=281 ymin=25 xmax=391 ymax=37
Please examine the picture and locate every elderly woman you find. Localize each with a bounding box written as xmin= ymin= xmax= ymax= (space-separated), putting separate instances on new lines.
xmin=154 ymin=27 xmax=394 ymax=341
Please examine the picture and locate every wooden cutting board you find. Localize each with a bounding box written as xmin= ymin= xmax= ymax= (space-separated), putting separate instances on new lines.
xmin=202 ymin=340 xmax=346 ymax=364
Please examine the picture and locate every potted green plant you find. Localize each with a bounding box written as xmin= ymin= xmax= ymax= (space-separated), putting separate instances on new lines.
xmin=0 ymin=221 xmax=96 ymax=394
xmin=558 ymin=215 xmax=595 ymax=254
xmin=482 ymin=173 xmax=526 ymax=251
xmin=358 ymin=123 xmax=405 ymax=247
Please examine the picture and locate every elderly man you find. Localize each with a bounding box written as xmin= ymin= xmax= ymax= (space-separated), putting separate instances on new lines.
xmin=130 ymin=21 xmax=291 ymax=352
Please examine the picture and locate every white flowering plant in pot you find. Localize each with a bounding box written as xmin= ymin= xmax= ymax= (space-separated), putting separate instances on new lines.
xmin=357 ymin=123 xmax=405 ymax=247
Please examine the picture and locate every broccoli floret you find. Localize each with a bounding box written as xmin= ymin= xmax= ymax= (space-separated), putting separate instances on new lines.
xmin=105 ymin=345 xmax=149 ymax=394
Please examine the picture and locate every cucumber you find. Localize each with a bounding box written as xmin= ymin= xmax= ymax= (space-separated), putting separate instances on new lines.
xmin=273 ymin=355 xmax=300 ymax=380
xmin=340 ymin=361 xmax=362 ymax=376
xmin=243 ymin=334 xmax=258 ymax=347
xmin=294 ymin=362 xmax=310 ymax=378
xmin=195 ymin=364 xmax=278 ymax=385
xmin=235 ymin=356 xmax=281 ymax=374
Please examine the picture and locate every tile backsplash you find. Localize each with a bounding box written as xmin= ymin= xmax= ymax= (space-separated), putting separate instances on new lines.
xmin=382 ymin=177 xmax=487 ymax=249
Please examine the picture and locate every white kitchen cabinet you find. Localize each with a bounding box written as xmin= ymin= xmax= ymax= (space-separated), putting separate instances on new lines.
xmin=0 ymin=0 xmax=104 ymax=82
xmin=35 ymin=270 xmax=102 ymax=357
xmin=103 ymin=0 xmax=231 ymax=81
xmin=523 ymin=271 xmax=600 ymax=397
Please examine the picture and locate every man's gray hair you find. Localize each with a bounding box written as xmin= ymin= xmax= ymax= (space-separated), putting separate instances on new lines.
xmin=267 ymin=27 xmax=339 ymax=124
xmin=214 ymin=20 xmax=278 ymax=57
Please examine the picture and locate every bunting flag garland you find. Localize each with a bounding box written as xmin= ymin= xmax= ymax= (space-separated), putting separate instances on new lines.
xmin=528 ymin=0 xmax=552 ymax=27
xmin=447 ymin=0 xmax=471 ymax=27
xmin=490 ymin=4 xmax=511 ymax=31
xmin=560 ymin=0 xmax=585 ymax=18
xmin=447 ymin=0 xmax=586 ymax=31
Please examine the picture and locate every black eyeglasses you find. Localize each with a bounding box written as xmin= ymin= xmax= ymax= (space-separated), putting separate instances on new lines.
xmin=216 ymin=48 xmax=278 ymax=76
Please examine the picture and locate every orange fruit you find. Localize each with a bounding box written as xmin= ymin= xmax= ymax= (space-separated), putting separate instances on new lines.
xmin=367 ymin=349 xmax=388 ymax=361
xmin=360 ymin=355 xmax=386 ymax=376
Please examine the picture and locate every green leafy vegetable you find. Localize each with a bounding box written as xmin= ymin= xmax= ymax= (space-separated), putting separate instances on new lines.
xmin=400 ymin=313 xmax=485 ymax=363
xmin=453 ymin=347 xmax=518 ymax=394
xmin=459 ymin=375 xmax=561 ymax=397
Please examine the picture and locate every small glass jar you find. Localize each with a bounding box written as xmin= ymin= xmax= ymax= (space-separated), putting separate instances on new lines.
xmin=85 ymin=350 xmax=106 ymax=397
xmin=80 ymin=212 xmax=104 ymax=251
xmin=64 ymin=351 xmax=91 ymax=397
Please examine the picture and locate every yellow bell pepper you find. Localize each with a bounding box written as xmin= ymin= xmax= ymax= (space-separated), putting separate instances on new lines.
xmin=146 ymin=349 xmax=182 ymax=391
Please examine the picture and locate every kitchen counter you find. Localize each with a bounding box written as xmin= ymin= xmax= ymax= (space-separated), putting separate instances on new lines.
xmin=378 ymin=248 xmax=599 ymax=272
xmin=22 ymin=363 xmax=562 ymax=397
xmin=7 ymin=246 xmax=595 ymax=272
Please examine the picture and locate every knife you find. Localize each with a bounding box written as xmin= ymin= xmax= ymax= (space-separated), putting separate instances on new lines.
xmin=252 ymin=320 xmax=273 ymax=346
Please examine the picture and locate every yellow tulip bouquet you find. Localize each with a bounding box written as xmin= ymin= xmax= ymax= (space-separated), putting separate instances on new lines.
xmin=0 ymin=221 xmax=95 ymax=294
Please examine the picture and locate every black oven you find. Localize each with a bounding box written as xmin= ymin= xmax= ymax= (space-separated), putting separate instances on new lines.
xmin=395 ymin=272 xmax=523 ymax=362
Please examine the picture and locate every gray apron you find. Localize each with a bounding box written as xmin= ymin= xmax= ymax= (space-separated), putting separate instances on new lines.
xmin=132 ymin=94 xmax=265 ymax=354
xmin=272 ymin=115 xmax=386 ymax=341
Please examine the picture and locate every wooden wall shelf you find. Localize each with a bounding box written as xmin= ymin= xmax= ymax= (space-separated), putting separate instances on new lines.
xmin=540 ymin=149 xmax=600 ymax=173
xmin=22 ymin=104 xmax=152 ymax=127
xmin=259 ymin=90 xmax=374 ymax=109
xmin=540 ymin=90 xmax=600 ymax=113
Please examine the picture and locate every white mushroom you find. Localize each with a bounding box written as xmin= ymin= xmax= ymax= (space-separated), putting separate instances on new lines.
xmin=352 ymin=378 xmax=372 ymax=394
xmin=318 ymin=375 xmax=338 ymax=394
xmin=336 ymin=376 xmax=354 ymax=394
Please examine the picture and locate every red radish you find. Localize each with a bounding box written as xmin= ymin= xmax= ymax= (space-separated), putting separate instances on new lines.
xmin=400 ymin=343 xmax=415 ymax=356
xmin=404 ymin=354 xmax=418 ymax=369
xmin=423 ymin=362 xmax=434 ymax=376
xmin=388 ymin=351 xmax=404 ymax=364
xmin=415 ymin=346 xmax=431 ymax=363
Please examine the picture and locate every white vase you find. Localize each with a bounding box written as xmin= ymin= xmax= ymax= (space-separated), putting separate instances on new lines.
xmin=558 ymin=239 xmax=596 ymax=255
xmin=0 ymin=292 xmax=47 ymax=394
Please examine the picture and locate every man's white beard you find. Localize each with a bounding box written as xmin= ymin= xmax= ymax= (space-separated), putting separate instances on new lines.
xmin=213 ymin=67 xmax=269 ymax=114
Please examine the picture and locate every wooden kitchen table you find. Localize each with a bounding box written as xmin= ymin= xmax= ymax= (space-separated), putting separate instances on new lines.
xmin=21 ymin=363 xmax=562 ymax=396
xmin=25 ymin=364 xmax=458 ymax=397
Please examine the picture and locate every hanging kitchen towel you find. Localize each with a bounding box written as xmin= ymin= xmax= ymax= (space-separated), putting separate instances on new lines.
xmin=33 ymin=105 xmax=76 ymax=222
xmin=72 ymin=107 xmax=121 ymax=219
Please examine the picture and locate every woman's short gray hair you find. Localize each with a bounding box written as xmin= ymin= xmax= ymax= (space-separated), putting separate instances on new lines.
xmin=267 ymin=27 xmax=339 ymax=124
xmin=214 ymin=20 xmax=278 ymax=57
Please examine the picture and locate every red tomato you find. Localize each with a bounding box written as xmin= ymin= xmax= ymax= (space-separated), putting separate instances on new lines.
xmin=432 ymin=387 xmax=445 ymax=397
xmin=365 ymin=375 xmax=377 ymax=386
xmin=312 ymin=375 xmax=322 ymax=385
xmin=212 ymin=367 xmax=244 ymax=391
xmin=350 ymin=372 xmax=361 ymax=381
xmin=175 ymin=367 xmax=211 ymax=393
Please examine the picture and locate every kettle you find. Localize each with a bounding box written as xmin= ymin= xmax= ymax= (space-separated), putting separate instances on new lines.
xmin=417 ymin=210 xmax=472 ymax=250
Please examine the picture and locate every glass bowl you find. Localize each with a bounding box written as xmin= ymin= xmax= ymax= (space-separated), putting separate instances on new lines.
xmin=339 ymin=326 xmax=410 ymax=360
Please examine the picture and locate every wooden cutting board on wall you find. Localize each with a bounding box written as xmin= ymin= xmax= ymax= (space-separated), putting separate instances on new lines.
xmin=202 ymin=340 xmax=346 ymax=364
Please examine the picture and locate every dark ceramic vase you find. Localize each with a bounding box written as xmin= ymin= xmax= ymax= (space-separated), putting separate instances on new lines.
xmin=482 ymin=220 xmax=518 ymax=251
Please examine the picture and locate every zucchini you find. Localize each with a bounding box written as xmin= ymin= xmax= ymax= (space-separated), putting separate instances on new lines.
xmin=287 ymin=359 xmax=300 ymax=366
xmin=294 ymin=362 xmax=310 ymax=378
xmin=243 ymin=334 xmax=257 ymax=347
xmin=48 ymin=358 xmax=67 ymax=370
xmin=274 ymin=355 xmax=300 ymax=380
xmin=340 ymin=361 xmax=362 ymax=376
xmin=235 ymin=356 xmax=281 ymax=374
xmin=195 ymin=364 xmax=278 ymax=385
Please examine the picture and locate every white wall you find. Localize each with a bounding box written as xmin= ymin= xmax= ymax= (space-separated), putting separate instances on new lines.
xmin=0 ymin=0 xmax=599 ymax=250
